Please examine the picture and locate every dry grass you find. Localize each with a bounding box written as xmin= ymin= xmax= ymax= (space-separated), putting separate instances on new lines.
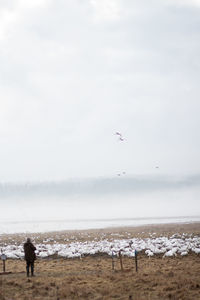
xmin=0 ymin=253 xmax=200 ymax=299
xmin=0 ymin=222 xmax=200 ymax=299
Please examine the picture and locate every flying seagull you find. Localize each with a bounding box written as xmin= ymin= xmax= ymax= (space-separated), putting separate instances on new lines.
xmin=115 ymin=132 xmax=125 ymax=141
xmin=117 ymin=172 xmax=126 ymax=176
xmin=115 ymin=132 xmax=122 ymax=136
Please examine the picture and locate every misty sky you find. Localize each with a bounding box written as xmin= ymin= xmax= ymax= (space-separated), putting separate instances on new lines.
xmin=0 ymin=0 xmax=200 ymax=183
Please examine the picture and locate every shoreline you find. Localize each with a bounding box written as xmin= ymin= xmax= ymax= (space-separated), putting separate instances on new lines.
xmin=0 ymin=216 xmax=200 ymax=235
xmin=1 ymin=221 xmax=200 ymax=245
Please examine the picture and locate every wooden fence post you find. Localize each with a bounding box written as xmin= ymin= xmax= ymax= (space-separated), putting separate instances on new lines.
xmin=1 ymin=254 xmax=7 ymax=273
xmin=135 ymin=250 xmax=138 ymax=272
xmin=119 ymin=250 xmax=123 ymax=271
xmin=112 ymin=251 xmax=115 ymax=270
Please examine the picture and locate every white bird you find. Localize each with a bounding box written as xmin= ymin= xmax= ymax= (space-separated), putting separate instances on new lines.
xmin=115 ymin=132 xmax=125 ymax=141
xmin=115 ymin=132 xmax=122 ymax=136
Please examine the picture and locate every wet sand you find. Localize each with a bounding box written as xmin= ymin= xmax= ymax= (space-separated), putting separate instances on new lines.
xmin=0 ymin=222 xmax=200 ymax=299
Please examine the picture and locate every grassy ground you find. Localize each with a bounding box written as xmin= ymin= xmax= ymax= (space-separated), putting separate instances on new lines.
xmin=0 ymin=222 xmax=200 ymax=299
xmin=1 ymin=253 xmax=200 ymax=299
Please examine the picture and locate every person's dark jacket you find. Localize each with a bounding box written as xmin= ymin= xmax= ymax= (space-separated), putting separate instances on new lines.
xmin=24 ymin=241 xmax=36 ymax=262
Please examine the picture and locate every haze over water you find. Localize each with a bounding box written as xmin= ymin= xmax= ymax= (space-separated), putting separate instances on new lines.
xmin=1 ymin=176 xmax=200 ymax=233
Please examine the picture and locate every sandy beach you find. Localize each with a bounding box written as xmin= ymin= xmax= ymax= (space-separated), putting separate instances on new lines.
xmin=0 ymin=222 xmax=200 ymax=299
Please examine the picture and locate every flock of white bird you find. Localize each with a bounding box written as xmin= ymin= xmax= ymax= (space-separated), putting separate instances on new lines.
xmin=1 ymin=233 xmax=200 ymax=260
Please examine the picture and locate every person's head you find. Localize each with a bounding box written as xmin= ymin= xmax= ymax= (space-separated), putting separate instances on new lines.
xmin=27 ymin=238 xmax=31 ymax=243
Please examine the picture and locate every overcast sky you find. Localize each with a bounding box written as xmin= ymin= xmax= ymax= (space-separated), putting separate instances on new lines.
xmin=0 ymin=0 xmax=200 ymax=182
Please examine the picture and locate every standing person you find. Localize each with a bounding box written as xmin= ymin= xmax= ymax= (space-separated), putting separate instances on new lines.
xmin=24 ymin=238 xmax=36 ymax=277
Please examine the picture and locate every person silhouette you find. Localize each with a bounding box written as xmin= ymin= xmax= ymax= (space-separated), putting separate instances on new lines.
xmin=24 ymin=238 xmax=36 ymax=277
